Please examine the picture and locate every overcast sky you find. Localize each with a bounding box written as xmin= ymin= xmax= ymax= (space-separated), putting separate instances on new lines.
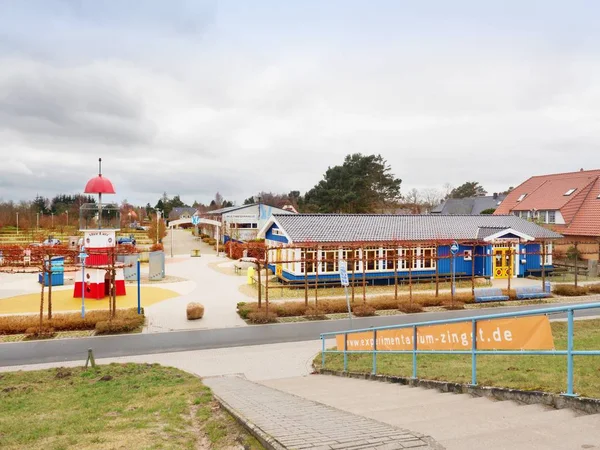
xmin=1 ymin=0 xmax=599 ymax=206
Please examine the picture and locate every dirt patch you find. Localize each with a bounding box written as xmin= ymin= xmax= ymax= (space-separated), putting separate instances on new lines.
xmin=98 ymin=375 xmax=113 ymax=382
xmin=55 ymin=368 xmax=72 ymax=379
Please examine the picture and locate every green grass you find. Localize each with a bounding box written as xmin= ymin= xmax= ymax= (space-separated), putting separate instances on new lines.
xmin=316 ymin=319 xmax=600 ymax=398
xmin=0 ymin=363 xmax=263 ymax=450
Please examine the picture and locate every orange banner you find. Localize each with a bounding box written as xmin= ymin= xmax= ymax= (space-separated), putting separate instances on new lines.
xmin=335 ymin=316 xmax=554 ymax=351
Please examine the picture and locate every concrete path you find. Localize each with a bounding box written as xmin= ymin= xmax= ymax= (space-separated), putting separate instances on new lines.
xmin=264 ymin=375 xmax=600 ymax=450
xmin=205 ymin=375 xmax=439 ymax=449
xmin=143 ymin=228 xmax=249 ymax=331
xmin=1 ymin=339 xmax=323 ymax=381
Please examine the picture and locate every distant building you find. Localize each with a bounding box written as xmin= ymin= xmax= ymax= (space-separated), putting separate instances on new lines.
xmin=168 ymin=207 xmax=197 ymax=221
xmin=495 ymin=169 xmax=600 ymax=260
xmin=200 ymin=203 xmax=295 ymax=243
xmin=431 ymin=194 xmax=506 ymax=215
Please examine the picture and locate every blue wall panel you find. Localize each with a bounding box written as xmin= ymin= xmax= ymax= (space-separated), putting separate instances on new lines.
xmin=265 ymin=224 xmax=288 ymax=243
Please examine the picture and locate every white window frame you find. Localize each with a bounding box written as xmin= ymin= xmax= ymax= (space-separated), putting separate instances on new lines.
xmin=548 ymin=210 xmax=556 ymax=224
xmin=517 ymin=193 xmax=527 ymax=202
xmin=564 ymin=188 xmax=576 ymax=196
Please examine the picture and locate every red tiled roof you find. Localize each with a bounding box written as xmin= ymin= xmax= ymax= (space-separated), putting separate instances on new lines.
xmin=565 ymin=176 xmax=600 ymax=236
xmin=495 ymin=169 xmax=600 ymax=237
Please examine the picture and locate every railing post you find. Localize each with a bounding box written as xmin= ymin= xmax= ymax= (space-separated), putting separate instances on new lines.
xmin=412 ymin=326 xmax=417 ymax=379
xmin=565 ymin=309 xmax=577 ymax=397
xmin=321 ymin=336 xmax=326 ymax=369
xmin=471 ymin=319 xmax=477 ymax=386
xmin=372 ymin=329 xmax=377 ymax=375
xmin=344 ymin=332 xmax=348 ymax=372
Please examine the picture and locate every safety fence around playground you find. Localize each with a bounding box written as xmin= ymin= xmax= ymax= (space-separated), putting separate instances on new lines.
xmin=320 ymin=302 xmax=600 ymax=397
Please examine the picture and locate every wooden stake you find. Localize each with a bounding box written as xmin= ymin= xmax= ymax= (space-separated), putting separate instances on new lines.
xmin=362 ymin=246 xmax=366 ymax=303
xmin=265 ymin=249 xmax=269 ymax=314
xmin=435 ymin=247 xmax=439 ymax=297
xmin=471 ymin=245 xmax=475 ymax=301
xmin=304 ymin=251 xmax=308 ymax=307
xmin=257 ymin=261 xmax=262 ymax=308
xmin=394 ymin=249 xmax=398 ymax=300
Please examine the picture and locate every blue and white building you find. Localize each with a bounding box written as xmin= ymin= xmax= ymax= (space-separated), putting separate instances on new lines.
xmin=257 ymin=214 xmax=562 ymax=284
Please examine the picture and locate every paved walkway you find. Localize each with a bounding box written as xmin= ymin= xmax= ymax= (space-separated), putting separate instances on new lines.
xmin=204 ymin=375 xmax=439 ymax=450
xmin=266 ymin=375 xmax=600 ymax=450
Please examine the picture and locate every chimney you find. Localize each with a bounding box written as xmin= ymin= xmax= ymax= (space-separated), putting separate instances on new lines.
xmin=493 ymin=192 xmax=498 ymax=200
xmin=580 ymin=168 xmax=584 ymax=171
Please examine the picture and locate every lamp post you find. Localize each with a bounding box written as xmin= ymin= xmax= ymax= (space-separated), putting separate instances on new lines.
xmin=16 ymin=212 xmax=19 ymax=235
xmin=36 ymin=212 xmax=39 ymax=231
xmin=51 ymin=212 xmax=54 ymax=229
xmin=79 ymin=247 xmax=88 ymax=318
xmin=65 ymin=211 xmax=69 ymax=228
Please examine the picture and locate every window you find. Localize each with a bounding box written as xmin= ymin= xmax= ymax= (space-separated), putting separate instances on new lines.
xmin=342 ymin=249 xmax=360 ymax=271
xmin=272 ymin=228 xmax=284 ymax=236
xmin=548 ymin=210 xmax=556 ymax=224
xmin=301 ymin=249 xmax=317 ymax=273
xmin=322 ymin=250 xmax=338 ymax=272
xmin=422 ymin=248 xmax=437 ymax=268
xmin=364 ymin=248 xmax=379 ymax=271
xmin=400 ymin=248 xmax=418 ymax=270
xmin=564 ymin=188 xmax=576 ymax=196
xmin=385 ymin=249 xmax=398 ymax=271
xmin=540 ymin=243 xmax=552 ymax=266
xmin=517 ymin=193 xmax=527 ymax=202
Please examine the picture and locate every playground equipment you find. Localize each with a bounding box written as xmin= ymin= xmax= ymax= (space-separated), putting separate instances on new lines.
xmin=73 ymin=158 xmax=127 ymax=299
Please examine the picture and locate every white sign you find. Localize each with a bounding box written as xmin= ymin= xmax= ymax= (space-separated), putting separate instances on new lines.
xmin=450 ymin=241 xmax=459 ymax=255
xmin=191 ymin=216 xmax=200 ymax=225
xmin=84 ymin=230 xmax=116 ymax=248
xmin=339 ymin=260 xmax=349 ymax=287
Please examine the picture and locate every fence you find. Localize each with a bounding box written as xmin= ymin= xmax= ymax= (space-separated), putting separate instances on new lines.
xmin=320 ymin=302 xmax=600 ymax=396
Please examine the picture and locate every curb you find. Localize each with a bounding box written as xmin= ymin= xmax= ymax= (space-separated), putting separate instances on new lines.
xmin=211 ymin=392 xmax=286 ymax=450
xmin=317 ymin=368 xmax=600 ymax=415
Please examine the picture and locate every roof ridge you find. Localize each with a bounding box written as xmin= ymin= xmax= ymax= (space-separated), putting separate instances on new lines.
xmin=528 ymin=169 xmax=600 ymax=179
xmin=566 ymin=175 xmax=600 ymax=231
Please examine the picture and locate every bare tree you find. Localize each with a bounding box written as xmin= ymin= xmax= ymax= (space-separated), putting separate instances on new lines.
xmin=404 ymin=188 xmax=420 ymax=205
xmin=420 ymin=188 xmax=443 ymax=211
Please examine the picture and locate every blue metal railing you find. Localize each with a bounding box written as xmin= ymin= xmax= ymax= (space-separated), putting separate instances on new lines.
xmin=320 ymin=302 xmax=600 ymax=397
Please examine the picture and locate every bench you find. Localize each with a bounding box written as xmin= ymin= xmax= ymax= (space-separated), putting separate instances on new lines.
xmin=515 ymin=286 xmax=551 ymax=300
xmin=474 ymin=287 xmax=509 ymax=303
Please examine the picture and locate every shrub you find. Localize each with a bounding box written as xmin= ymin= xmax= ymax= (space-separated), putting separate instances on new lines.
xmin=587 ymin=284 xmax=600 ymax=294
xmin=352 ymin=304 xmax=376 ymax=317
xmin=247 ymin=311 xmax=278 ymax=324
xmin=304 ymin=307 xmax=328 ymax=321
xmin=237 ymin=303 xmax=257 ymax=319
xmin=274 ymin=302 xmax=307 ymax=317
xmin=0 ymin=309 xmax=143 ymax=335
xmin=553 ymin=285 xmax=589 ymax=296
xmin=397 ymin=302 xmax=424 ymax=314
xmin=417 ymin=296 xmax=443 ymax=307
xmin=150 ymin=243 xmax=164 ymax=252
xmin=318 ymin=299 xmax=347 ymax=314
xmin=444 ymin=302 xmax=465 ymax=310
xmin=95 ymin=318 xmax=142 ymax=335
xmin=25 ymin=327 xmax=55 ymax=339
xmin=368 ymin=297 xmax=400 ymax=310
xmin=207 ymin=239 xmax=217 ymax=246
xmin=186 ymin=302 xmax=205 ymax=320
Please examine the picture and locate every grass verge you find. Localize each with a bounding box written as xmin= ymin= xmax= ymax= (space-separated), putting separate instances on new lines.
xmin=315 ymin=319 xmax=600 ymax=398
xmin=0 ymin=363 xmax=263 ymax=450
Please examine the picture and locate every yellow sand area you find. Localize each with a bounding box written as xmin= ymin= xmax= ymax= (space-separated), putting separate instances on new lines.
xmin=0 ymin=286 xmax=178 ymax=314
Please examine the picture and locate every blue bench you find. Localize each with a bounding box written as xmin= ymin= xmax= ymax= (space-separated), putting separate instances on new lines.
xmin=515 ymin=286 xmax=551 ymax=300
xmin=474 ymin=287 xmax=509 ymax=303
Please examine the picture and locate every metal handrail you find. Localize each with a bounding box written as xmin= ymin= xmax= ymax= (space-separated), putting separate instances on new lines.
xmin=320 ymin=301 xmax=600 ymax=397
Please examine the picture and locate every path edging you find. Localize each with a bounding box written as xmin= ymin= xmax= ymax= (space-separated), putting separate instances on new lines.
xmin=317 ymin=368 xmax=600 ymax=415
xmin=211 ymin=392 xmax=286 ymax=450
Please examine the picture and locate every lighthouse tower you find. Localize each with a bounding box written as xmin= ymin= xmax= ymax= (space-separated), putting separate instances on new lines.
xmin=73 ymin=159 xmax=126 ymax=299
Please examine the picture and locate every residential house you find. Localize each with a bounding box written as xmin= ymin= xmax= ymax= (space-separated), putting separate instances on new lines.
xmin=431 ymin=194 xmax=506 ymax=215
xmin=494 ymin=169 xmax=600 ymax=260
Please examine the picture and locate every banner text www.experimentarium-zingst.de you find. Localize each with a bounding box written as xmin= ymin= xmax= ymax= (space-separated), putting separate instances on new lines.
xmin=335 ymin=316 xmax=554 ymax=351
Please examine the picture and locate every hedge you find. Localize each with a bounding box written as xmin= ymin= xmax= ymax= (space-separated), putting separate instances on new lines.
xmin=0 ymin=308 xmax=144 ymax=335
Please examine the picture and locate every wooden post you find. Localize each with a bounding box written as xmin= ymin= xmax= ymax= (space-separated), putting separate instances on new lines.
xmin=507 ymin=247 xmax=512 ymax=293
xmin=450 ymin=254 xmax=455 ymax=307
xmin=408 ymin=250 xmax=413 ymax=306
xmin=471 ymin=245 xmax=475 ymax=301
xmin=541 ymin=241 xmax=546 ymax=292
xmin=351 ymin=250 xmax=355 ymax=303
xmin=257 ymin=261 xmax=262 ymax=308
xmin=435 ymin=246 xmax=439 ymax=297
xmin=574 ymin=242 xmax=579 ymax=288
xmin=394 ymin=248 xmax=398 ymax=301
xmin=47 ymin=256 xmax=53 ymax=320
xmin=314 ymin=249 xmax=319 ymax=308
xmin=362 ymin=246 xmax=366 ymax=303
xmin=39 ymin=268 xmax=45 ymax=330
xmin=265 ymin=249 xmax=269 ymax=314
xmin=303 ymin=250 xmax=308 ymax=307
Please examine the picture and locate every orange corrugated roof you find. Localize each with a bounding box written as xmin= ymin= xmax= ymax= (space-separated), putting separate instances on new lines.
xmin=495 ymin=170 xmax=600 ymax=237
xmin=565 ymin=176 xmax=600 ymax=236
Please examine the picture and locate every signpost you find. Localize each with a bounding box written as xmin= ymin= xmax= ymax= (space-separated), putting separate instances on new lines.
xmin=339 ymin=260 xmax=352 ymax=326
xmin=450 ymin=241 xmax=459 ymax=297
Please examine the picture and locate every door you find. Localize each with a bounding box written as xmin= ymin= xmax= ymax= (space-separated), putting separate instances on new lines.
xmin=493 ymin=248 xmax=514 ymax=278
xmin=275 ymin=248 xmax=283 ymax=278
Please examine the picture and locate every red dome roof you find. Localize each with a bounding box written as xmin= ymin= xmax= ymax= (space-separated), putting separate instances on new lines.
xmin=84 ymin=175 xmax=116 ymax=194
